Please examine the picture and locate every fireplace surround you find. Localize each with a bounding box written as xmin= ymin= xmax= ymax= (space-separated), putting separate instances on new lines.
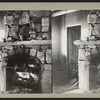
xmin=0 ymin=10 xmax=51 ymax=93
xmin=74 ymin=10 xmax=100 ymax=92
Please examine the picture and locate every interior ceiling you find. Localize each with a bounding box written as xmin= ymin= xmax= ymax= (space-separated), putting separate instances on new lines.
xmin=51 ymin=10 xmax=79 ymax=17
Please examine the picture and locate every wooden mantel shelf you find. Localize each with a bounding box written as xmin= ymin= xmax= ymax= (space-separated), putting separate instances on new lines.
xmin=74 ymin=40 xmax=100 ymax=46
xmin=0 ymin=40 xmax=51 ymax=47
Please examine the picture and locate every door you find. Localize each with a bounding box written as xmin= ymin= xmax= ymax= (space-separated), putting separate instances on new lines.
xmin=67 ymin=26 xmax=81 ymax=81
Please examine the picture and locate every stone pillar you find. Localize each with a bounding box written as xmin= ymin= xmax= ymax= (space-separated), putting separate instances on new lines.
xmin=78 ymin=48 xmax=90 ymax=92
xmin=78 ymin=46 xmax=100 ymax=92
xmin=0 ymin=52 xmax=7 ymax=93
xmin=42 ymin=64 xmax=51 ymax=93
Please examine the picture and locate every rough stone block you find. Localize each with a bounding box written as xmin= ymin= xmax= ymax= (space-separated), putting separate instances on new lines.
xmin=29 ymin=30 xmax=37 ymax=39
xmin=44 ymin=64 xmax=51 ymax=71
xmin=4 ymin=26 xmax=9 ymax=38
xmin=42 ymin=33 xmax=49 ymax=39
xmin=35 ymin=23 xmax=41 ymax=32
xmin=85 ymin=51 xmax=91 ymax=56
xmin=46 ymin=49 xmax=51 ymax=64
xmin=30 ymin=49 xmax=36 ymax=56
xmin=13 ymin=18 xmax=19 ymax=25
xmin=7 ymin=37 xmax=12 ymax=42
xmin=41 ymin=17 xmax=49 ymax=34
xmin=38 ymin=32 xmax=43 ymax=37
xmin=33 ymin=45 xmax=40 ymax=50
xmin=42 ymin=26 xmax=49 ymax=32
xmin=96 ymin=17 xmax=100 ymax=23
xmin=42 ymin=17 xmax=49 ymax=26
xmin=41 ymin=68 xmax=51 ymax=93
xmin=29 ymin=30 xmax=35 ymax=34
xmin=37 ymin=51 xmax=44 ymax=63
xmin=19 ymin=11 xmax=30 ymax=25
xmin=78 ymin=49 xmax=85 ymax=60
xmin=9 ymin=25 xmax=18 ymax=37
xmin=4 ymin=15 xmax=14 ymax=25
xmin=94 ymin=24 xmax=100 ymax=35
xmin=4 ymin=46 xmax=10 ymax=50
xmin=86 ymin=48 xmax=91 ymax=52
xmin=14 ymin=13 xmax=21 ymax=18
xmin=36 ymin=36 xmax=43 ymax=40
xmin=30 ymin=34 xmax=36 ymax=39
xmin=87 ymin=14 xmax=97 ymax=24
xmin=36 ymin=32 xmax=42 ymax=40
xmin=2 ymin=52 xmax=7 ymax=58
xmin=2 ymin=49 xmax=8 ymax=53
xmin=88 ymin=45 xmax=96 ymax=49
xmin=9 ymin=46 xmax=13 ymax=50
xmin=41 ymin=45 xmax=49 ymax=50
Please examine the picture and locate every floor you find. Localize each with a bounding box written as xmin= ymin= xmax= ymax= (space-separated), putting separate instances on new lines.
xmin=61 ymin=88 xmax=100 ymax=94
xmin=62 ymin=89 xmax=88 ymax=94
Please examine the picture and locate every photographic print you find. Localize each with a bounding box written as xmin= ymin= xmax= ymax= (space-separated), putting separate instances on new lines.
xmin=0 ymin=10 xmax=52 ymax=94
xmin=0 ymin=3 xmax=100 ymax=98
xmin=52 ymin=10 xmax=100 ymax=94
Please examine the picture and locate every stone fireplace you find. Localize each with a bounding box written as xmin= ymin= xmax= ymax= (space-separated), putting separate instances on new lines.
xmin=0 ymin=10 xmax=51 ymax=93
xmin=74 ymin=10 xmax=100 ymax=92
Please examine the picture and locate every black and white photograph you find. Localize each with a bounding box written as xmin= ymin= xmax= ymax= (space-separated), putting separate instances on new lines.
xmin=1 ymin=9 xmax=100 ymax=95
xmin=52 ymin=10 xmax=100 ymax=94
xmin=0 ymin=10 xmax=52 ymax=94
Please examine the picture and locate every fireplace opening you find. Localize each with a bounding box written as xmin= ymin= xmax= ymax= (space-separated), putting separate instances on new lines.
xmin=5 ymin=53 xmax=43 ymax=93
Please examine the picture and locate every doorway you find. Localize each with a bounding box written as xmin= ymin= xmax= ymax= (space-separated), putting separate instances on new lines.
xmin=67 ymin=25 xmax=81 ymax=90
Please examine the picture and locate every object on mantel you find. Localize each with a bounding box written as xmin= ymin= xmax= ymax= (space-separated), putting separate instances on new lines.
xmin=0 ymin=40 xmax=51 ymax=47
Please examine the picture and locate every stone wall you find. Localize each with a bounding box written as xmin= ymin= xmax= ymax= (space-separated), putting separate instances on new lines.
xmin=52 ymin=10 xmax=89 ymax=93
xmin=0 ymin=10 xmax=51 ymax=93
xmin=4 ymin=11 xmax=51 ymax=41
xmin=76 ymin=10 xmax=100 ymax=92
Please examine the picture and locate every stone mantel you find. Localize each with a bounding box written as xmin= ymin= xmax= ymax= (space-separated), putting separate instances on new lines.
xmin=74 ymin=39 xmax=100 ymax=92
xmin=0 ymin=40 xmax=51 ymax=47
xmin=74 ymin=40 xmax=100 ymax=46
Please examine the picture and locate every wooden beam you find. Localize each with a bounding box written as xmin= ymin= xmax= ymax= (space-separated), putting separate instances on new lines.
xmin=52 ymin=10 xmax=79 ymax=17
xmin=0 ymin=40 xmax=51 ymax=47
